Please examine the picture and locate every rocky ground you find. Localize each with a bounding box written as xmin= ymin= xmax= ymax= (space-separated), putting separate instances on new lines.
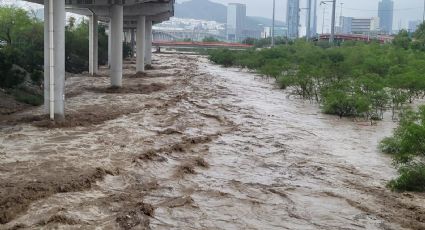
xmin=0 ymin=54 xmax=424 ymax=230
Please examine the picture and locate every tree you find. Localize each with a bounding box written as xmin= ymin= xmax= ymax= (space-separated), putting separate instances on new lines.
xmin=0 ymin=6 xmax=32 ymax=45
xmin=412 ymin=22 xmax=425 ymax=51
xmin=202 ymin=36 xmax=219 ymax=43
xmin=393 ymin=29 xmax=411 ymax=50
xmin=380 ymin=107 xmax=425 ymax=192
xmin=242 ymin=37 xmax=256 ymax=45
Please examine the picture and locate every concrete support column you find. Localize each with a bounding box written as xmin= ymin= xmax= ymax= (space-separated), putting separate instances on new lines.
xmin=130 ymin=29 xmax=135 ymax=58
xmin=136 ymin=16 xmax=146 ymax=72
xmin=43 ymin=0 xmax=65 ymax=120
xmin=110 ymin=5 xmax=123 ymax=87
xmin=145 ymin=20 xmax=152 ymax=65
xmin=108 ymin=20 xmax=111 ymax=68
xmin=89 ymin=14 xmax=98 ymax=75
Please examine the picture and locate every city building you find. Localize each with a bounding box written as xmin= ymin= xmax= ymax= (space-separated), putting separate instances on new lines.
xmin=340 ymin=17 xmax=380 ymax=34
xmin=378 ymin=0 xmax=394 ymax=34
xmin=262 ymin=26 xmax=288 ymax=38
xmin=408 ymin=20 xmax=422 ymax=33
xmin=240 ymin=29 xmax=262 ymax=40
xmin=227 ymin=3 xmax=247 ymax=41
xmin=287 ymin=0 xmax=300 ymax=39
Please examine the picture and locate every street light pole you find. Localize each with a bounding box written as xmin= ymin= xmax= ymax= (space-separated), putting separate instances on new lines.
xmin=272 ymin=0 xmax=276 ymax=47
xmin=321 ymin=3 xmax=326 ymax=34
xmin=330 ymin=0 xmax=336 ymax=44
xmin=306 ymin=0 xmax=312 ymax=41
xmin=423 ymin=0 xmax=425 ymax=22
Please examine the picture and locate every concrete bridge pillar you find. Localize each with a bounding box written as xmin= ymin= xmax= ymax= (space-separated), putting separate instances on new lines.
xmin=89 ymin=14 xmax=98 ymax=75
xmin=136 ymin=16 xmax=146 ymax=72
xmin=108 ymin=20 xmax=111 ymax=68
xmin=110 ymin=4 xmax=123 ymax=87
xmin=130 ymin=28 xmax=135 ymax=58
xmin=145 ymin=20 xmax=152 ymax=65
xmin=43 ymin=0 xmax=65 ymax=120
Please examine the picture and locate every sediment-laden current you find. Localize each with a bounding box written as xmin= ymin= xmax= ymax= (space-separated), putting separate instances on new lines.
xmin=0 ymin=54 xmax=424 ymax=230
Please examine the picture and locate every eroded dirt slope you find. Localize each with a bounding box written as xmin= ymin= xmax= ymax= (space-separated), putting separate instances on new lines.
xmin=0 ymin=54 xmax=424 ymax=230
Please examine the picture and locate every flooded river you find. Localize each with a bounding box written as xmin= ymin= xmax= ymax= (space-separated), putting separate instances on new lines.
xmin=1 ymin=54 xmax=424 ymax=229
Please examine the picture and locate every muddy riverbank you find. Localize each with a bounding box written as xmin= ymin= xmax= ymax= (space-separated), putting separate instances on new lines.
xmin=1 ymin=54 xmax=424 ymax=229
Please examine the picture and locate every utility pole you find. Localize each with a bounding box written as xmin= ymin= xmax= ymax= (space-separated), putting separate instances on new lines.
xmin=330 ymin=0 xmax=336 ymax=44
xmin=423 ymin=0 xmax=425 ymax=22
xmin=306 ymin=0 xmax=312 ymax=41
xmin=272 ymin=0 xmax=276 ymax=47
xmin=321 ymin=3 xmax=326 ymax=34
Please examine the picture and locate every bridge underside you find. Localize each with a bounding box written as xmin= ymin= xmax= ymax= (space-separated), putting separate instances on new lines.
xmin=23 ymin=0 xmax=175 ymax=120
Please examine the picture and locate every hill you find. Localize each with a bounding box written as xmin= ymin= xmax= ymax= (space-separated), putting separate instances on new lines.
xmin=175 ymin=0 xmax=285 ymax=28
xmin=175 ymin=0 xmax=227 ymax=23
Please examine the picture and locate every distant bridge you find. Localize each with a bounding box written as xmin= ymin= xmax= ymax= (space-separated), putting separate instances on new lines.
xmin=152 ymin=30 xmax=226 ymax=42
xmin=315 ymin=34 xmax=394 ymax=44
xmin=152 ymin=41 xmax=253 ymax=50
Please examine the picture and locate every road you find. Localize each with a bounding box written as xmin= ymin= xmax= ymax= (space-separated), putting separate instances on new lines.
xmin=1 ymin=54 xmax=424 ymax=229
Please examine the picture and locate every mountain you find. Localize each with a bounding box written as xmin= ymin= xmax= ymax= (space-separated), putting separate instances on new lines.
xmin=175 ymin=0 xmax=227 ymax=23
xmin=175 ymin=0 xmax=285 ymax=29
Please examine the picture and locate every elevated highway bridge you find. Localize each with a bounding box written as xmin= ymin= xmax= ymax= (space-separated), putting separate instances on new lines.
xmin=23 ymin=0 xmax=175 ymax=120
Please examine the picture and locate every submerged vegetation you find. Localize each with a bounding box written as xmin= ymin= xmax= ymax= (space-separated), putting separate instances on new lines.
xmin=208 ymin=23 xmax=425 ymax=192
xmin=208 ymin=36 xmax=425 ymax=121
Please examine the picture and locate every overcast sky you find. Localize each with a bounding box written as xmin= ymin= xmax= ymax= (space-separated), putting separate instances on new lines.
xmin=2 ymin=0 xmax=424 ymax=34
xmin=178 ymin=0 xmax=425 ymax=33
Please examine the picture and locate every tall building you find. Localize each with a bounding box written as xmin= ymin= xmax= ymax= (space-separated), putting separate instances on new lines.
xmin=226 ymin=3 xmax=246 ymax=41
xmin=378 ymin=0 xmax=394 ymax=34
xmin=287 ymin=0 xmax=300 ymax=39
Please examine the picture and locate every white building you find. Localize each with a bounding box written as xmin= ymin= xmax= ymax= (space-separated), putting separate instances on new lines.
xmin=340 ymin=17 xmax=380 ymax=35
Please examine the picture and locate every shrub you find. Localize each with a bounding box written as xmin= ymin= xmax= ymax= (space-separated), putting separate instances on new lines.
xmin=380 ymin=106 xmax=425 ymax=191
xmin=208 ymin=49 xmax=236 ymax=67
xmin=388 ymin=163 xmax=425 ymax=192
xmin=0 ymin=51 xmax=26 ymax=88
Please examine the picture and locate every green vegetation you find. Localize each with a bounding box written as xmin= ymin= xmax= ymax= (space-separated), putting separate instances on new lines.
xmin=202 ymin=36 xmax=220 ymax=42
xmin=0 ymin=6 xmax=126 ymax=106
xmin=242 ymin=36 xmax=291 ymax=47
xmin=380 ymin=107 xmax=425 ymax=192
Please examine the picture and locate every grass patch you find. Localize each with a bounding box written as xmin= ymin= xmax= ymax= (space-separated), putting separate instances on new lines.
xmin=9 ymin=89 xmax=43 ymax=106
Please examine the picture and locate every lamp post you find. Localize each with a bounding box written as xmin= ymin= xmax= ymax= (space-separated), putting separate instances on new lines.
xmin=423 ymin=0 xmax=425 ymax=22
xmin=320 ymin=0 xmax=336 ymax=44
xmin=306 ymin=0 xmax=312 ymax=41
xmin=320 ymin=2 xmax=327 ymax=35
xmin=272 ymin=0 xmax=276 ymax=47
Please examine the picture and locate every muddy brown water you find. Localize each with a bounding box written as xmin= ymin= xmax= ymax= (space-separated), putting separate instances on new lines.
xmin=1 ymin=54 xmax=424 ymax=229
